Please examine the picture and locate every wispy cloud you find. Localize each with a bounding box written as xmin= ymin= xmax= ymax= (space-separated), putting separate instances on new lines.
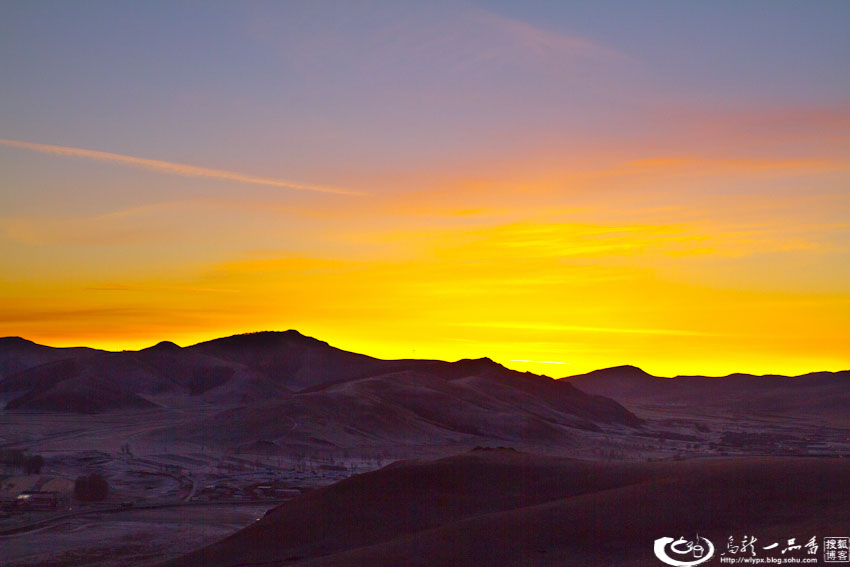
xmin=622 ymin=155 xmax=845 ymax=173
xmin=473 ymin=8 xmax=624 ymax=62
xmin=87 ymin=283 xmax=239 ymax=294
xmin=2 ymin=201 xmax=204 ymax=246
xmin=456 ymin=321 xmax=719 ymax=337
xmin=0 ymin=138 xmax=363 ymax=196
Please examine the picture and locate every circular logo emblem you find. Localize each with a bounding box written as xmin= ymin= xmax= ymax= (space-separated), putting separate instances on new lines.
xmin=654 ymin=536 xmax=715 ymax=566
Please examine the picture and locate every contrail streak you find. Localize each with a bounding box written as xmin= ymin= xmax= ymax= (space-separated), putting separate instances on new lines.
xmin=0 ymin=138 xmax=362 ymax=196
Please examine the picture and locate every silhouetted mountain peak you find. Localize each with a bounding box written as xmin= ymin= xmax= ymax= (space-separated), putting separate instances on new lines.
xmin=452 ymin=357 xmax=505 ymax=373
xmin=564 ymin=365 xmax=657 ymax=396
xmin=594 ymin=365 xmax=653 ymax=377
xmin=0 ymin=336 xmax=39 ymax=347
xmin=457 ymin=356 xmax=497 ymax=364
xmin=143 ymin=340 xmax=182 ymax=352
xmin=193 ymin=330 xmax=329 ymax=350
xmin=611 ymin=364 xmax=648 ymax=372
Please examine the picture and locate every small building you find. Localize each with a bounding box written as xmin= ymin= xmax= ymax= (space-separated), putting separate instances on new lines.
xmin=15 ymin=490 xmax=59 ymax=510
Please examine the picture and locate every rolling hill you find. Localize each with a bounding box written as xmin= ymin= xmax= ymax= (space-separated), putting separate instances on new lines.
xmin=2 ymin=331 xmax=846 ymax=455
xmin=0 ymin=336 xmax=101 ymax=381
xmin=0 ymin=339 xmax=289 ymax=413
xmin=159 ymin=450 xmax=850 ymax=567
xmin=170 ymin=361 xmax=640 ymax=453
xmin=565 ymin=365 xmax=850 ymax=421
xmin=0 ymin=332 xmax=641 ymax=454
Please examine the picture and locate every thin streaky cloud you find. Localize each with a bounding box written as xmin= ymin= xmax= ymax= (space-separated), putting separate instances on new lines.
xmin=457 ymin=321 xmax=719 ymax=337
xmin=472 ymin=8 xmax=626 ymax=61
xmin=87 ymin=284 xmax=239 ymax=294
xmin=0 ymin=139 xmax=363 ymax=196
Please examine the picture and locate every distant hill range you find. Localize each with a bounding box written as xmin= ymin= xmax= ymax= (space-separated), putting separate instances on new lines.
xmin=565 ymin=364 xmax=850 ymax=425
xmin=0 ymin=331 xmax=397 ymax=412
xmin=1 ymin=332 xmax=846 ymax=451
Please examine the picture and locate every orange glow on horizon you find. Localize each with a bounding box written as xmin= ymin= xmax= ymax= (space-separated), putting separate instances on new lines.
xmin=2 ymin=136 xmax=848 ymax=379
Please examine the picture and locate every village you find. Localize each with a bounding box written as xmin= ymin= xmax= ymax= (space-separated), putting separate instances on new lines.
xmin=0 ymin=444 xmax=380 ymax=537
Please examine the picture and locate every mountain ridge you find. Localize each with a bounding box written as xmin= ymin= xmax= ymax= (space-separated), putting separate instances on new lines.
xmin=0 ymin=332 xmax=643 ymax=453
xmin=4 ymin=332 xmax=846 ymax=381
xmin=1 ymin=332 xmax=845 ymax=428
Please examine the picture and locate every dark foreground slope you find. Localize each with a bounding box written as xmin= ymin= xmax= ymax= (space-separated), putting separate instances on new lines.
xmin=161 ymin=451 xmax=849 ymax=567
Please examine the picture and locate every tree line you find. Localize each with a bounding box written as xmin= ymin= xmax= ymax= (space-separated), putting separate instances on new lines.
xmin=0 ymin=449 xmax=44 ymax=474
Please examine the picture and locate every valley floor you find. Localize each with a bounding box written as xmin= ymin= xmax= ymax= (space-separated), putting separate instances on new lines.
xmin=1 ymin=403 xmax=848 ymax=567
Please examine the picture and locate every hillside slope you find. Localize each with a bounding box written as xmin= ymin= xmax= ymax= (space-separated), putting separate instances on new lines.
xmin=0 ymin=341 xmax=287 ymax=412
xmin=160 ymin=451 xmax=850 ymax=567
xmin=0 ymin=336 xmax=101 ymax=381
xmin=172 ymin=361 xmax=640 ymax=453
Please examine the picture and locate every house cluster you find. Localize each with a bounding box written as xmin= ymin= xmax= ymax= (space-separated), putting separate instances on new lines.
xmin=195 ymin=482 xmax=301 ymax=501
xmin=13 ymin=490 xmax=68 ymax=511
xmin=1 ymin=475 xmax=75 ymax=513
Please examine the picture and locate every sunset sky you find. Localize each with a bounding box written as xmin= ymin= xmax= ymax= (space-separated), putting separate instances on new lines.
xmin=1 ymin=1 xmax=848 ymax=377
